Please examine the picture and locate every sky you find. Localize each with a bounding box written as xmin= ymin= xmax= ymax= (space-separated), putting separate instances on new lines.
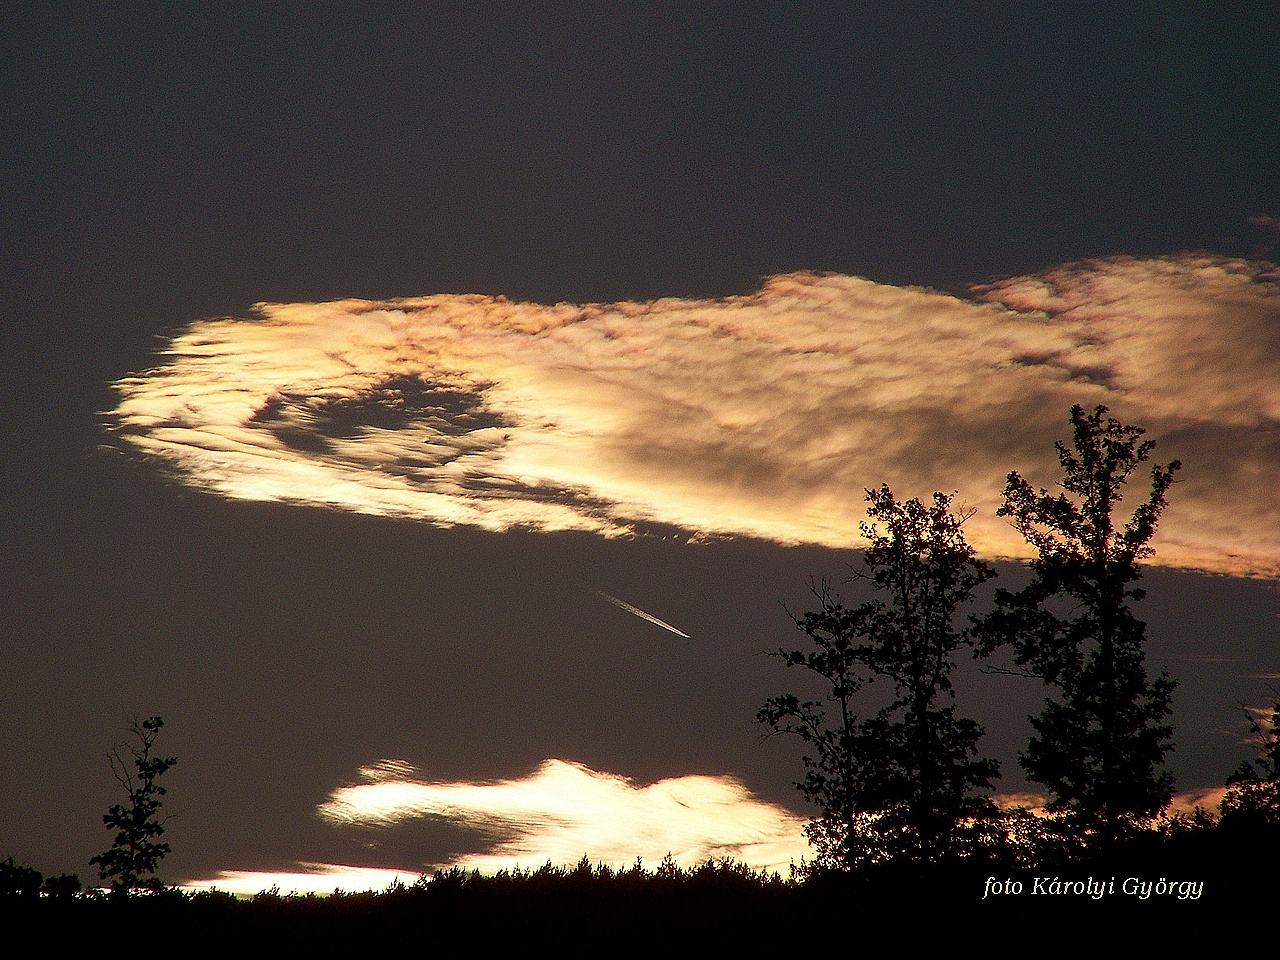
xmin=2 ymin=2 xmax=1278 ymax=891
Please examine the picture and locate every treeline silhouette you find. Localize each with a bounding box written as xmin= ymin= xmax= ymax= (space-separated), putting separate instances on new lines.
xmin=3 ymin=708 xmax=1279 ymax=936
xmin=4 ymin=405 xmax=1279 ymax=934
xmin=5 ymin=837 xmax=1280 ymax=944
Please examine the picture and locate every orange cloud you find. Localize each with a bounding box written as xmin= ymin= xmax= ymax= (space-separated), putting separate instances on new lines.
xmin=110 ymin=255 xmax=1280 ymax=576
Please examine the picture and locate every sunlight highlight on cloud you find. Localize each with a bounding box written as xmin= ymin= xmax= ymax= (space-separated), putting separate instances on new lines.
xmin=317 ymin=758 xmax=810 ymax=874
xmin=110 ymin=255 xmax=1280 ymax=575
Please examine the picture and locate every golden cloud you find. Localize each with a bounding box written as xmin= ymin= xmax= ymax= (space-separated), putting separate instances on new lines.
xmin=111 ymin=255 xmax=1280 ymax=575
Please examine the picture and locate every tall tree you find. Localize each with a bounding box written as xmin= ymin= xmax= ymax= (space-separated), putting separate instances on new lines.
xmin=90 ymin=715 xmax=177 ymax=895
xmin=760 ymin=485 xmax=998 ymax=868
xmin=981 ymin=404 xmax=1179 ymax=844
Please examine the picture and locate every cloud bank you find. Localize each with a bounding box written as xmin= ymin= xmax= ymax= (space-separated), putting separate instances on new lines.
xmin=317 ymin=758 xmax=809 ymax=875
xmin=111 ymin=255 xmax=1280 ymax=576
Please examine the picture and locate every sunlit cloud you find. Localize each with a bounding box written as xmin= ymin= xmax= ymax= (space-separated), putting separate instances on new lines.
xmin=316 ymin=758 xmax=810 ymax=875
xmin=110 ymin=255 xmax=1280 ymax=576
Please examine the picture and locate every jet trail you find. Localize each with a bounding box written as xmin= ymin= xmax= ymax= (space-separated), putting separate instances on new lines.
xmin=593 ymin=590 xmax=691 ymax=638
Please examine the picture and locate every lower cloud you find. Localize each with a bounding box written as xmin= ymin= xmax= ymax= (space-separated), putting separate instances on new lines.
xmin=319 ymin=758 xmax=809 ymax=874
xmin=182 ymin=759 xmax=810 ymax=895
xmin=179 ymin=762 xmax=1235 ymax=896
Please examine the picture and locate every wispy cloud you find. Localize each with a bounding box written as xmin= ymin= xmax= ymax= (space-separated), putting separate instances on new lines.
xmin=316 ymin=758 xmax=809 ymax=875
xmin=110 ymin=255 xmax=1280 ymax=576
xmin=1248 ymin=214 xmax=1280 ymax=255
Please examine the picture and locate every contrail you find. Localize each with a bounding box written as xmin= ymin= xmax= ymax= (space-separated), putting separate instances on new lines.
xmin=592 ymin=590 xmax=691 ymax=638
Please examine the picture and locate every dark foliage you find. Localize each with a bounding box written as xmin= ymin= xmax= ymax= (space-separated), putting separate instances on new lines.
xmin=89 ymin=716 xmax=177 ymax=895
xmin=979 ymin=404 xmax=1179 ymax=844
xmin=760 ymin=485 xmax=999 ymax=868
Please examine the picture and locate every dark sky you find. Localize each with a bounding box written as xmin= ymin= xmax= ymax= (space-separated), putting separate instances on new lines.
xmin=2 ymin=2 xmax=1278 ymax=884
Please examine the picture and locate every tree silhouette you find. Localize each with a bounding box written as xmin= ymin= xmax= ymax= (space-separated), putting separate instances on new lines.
xmin=979 ymin=404 xmax=1179 ymax=845
xmin=89 ymin=715 xmax=177 ymax=894
xmin=1220 ymin=688 xmax=1280 ymax=829
xmin=851 ymin=486 xmax=1000 ymax=862
xmin=760 ymin=485 xmax=999 ymax=868
xmin=758 ymin=579 xmax=872 ymax=870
